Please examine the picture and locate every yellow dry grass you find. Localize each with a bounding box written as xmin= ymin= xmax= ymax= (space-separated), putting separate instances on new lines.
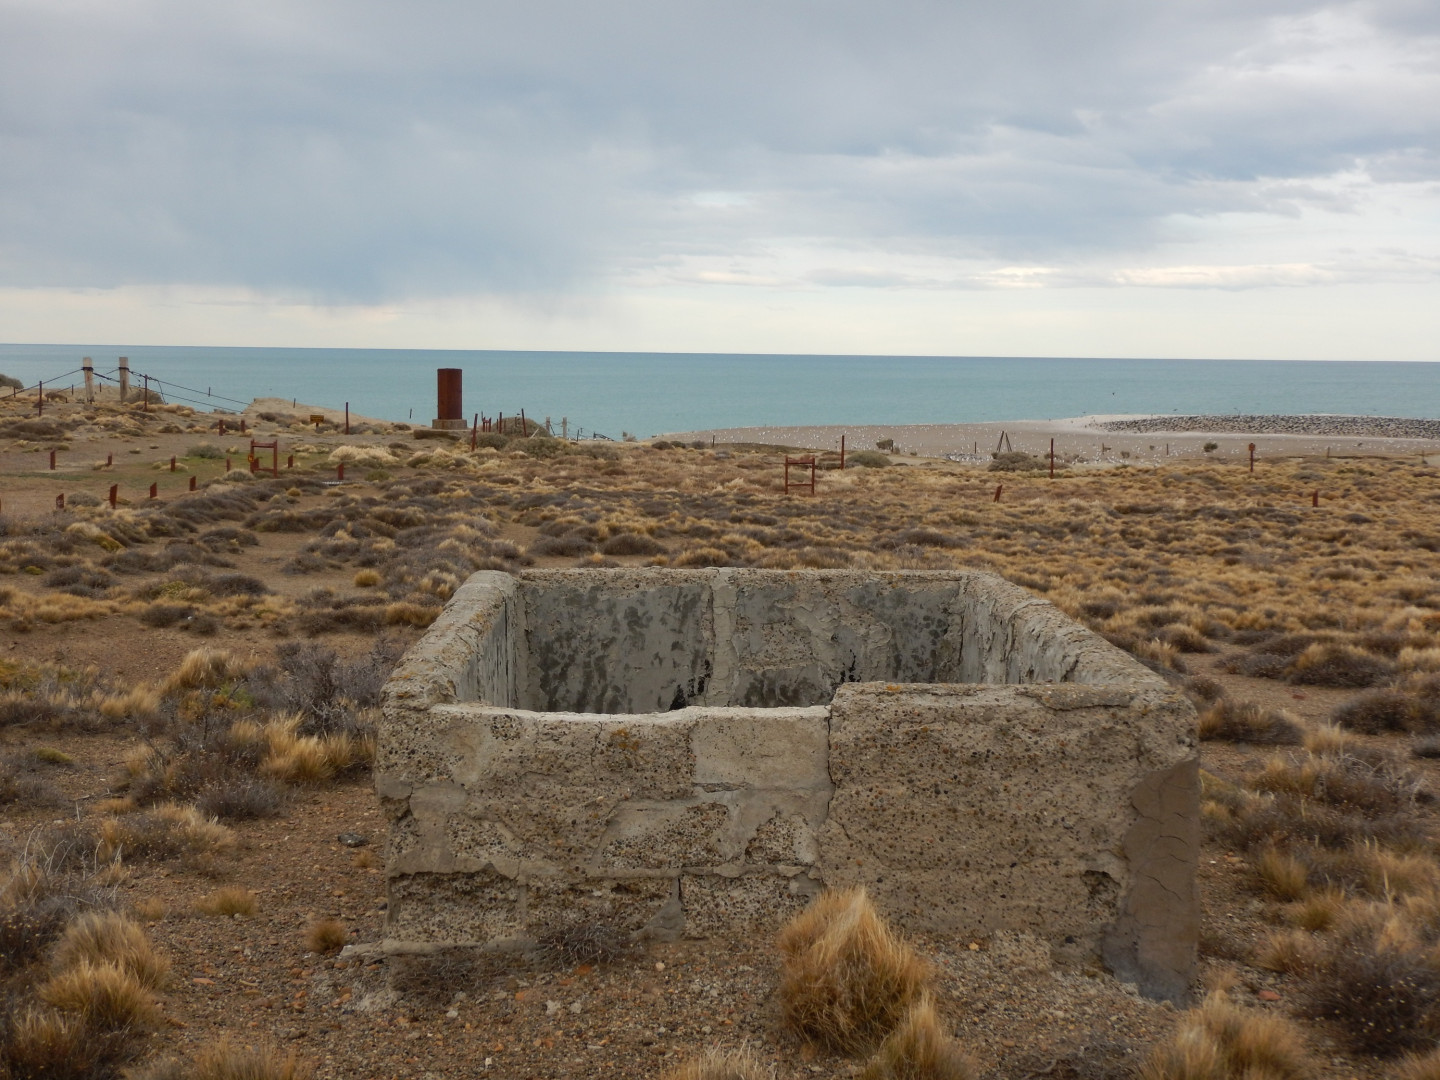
xmin=1141 ymin=992 xmax=1309 ymax=1080
xmin=860 ymin=995 xmax=977 ymax=1080
xmin=777 ymin=888 xmax=931 ymax=1054
xmin=52 ymin=910 xmax=170 ymax=988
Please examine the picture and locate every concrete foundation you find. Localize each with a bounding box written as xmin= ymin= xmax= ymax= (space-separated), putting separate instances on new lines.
xmin=378 ymin=569 xmax=1199 ymax=1000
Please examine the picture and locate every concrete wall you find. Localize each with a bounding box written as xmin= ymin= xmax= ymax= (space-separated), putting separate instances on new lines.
xmin=379 ymin=569 xmax=1199 ymax=1001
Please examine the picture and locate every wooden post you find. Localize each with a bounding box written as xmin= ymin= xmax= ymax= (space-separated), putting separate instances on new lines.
xmin=148 ymin=483 xmax=157 ymax=499
xmin=1248 ymin=442 xmax=1256 ymax=473
xmin=170 ymin=455 xmax=176 ymax=472
xmin=106 ymin=453 xmax=112 ymax=467
xmin=840 ymin=434 xmax=846 ymax=469
xmin=561 ymin=417 xmax=568 ymax=440
xmin=471 ymin=413 xmax=479 ymax=451
xmin=37 ymin=380 xmax=42 ymax=416
xmin=1049 ymin=438 xmax=1054 ymax=479
xmin=48 ymin=450 xmax=55 ymax=470
xmin=109 ymin=484 xmax=118 ymax=507
xmin=345 ymin=403 xmax=350 ymax=435
xmin=189 ymin=475 xmax=196 ymax=491
xmin=287 ymin=454 xmax=294 ymax=469
xmin=82 ymin=357 xmax=94 ymax=404
xmin=1312 ymin=490 xmax=1319 ymax=507
xmin=225 ymin=458 xmax=231 ymax=472
xmin=498 ymin=411 xmax=504 ymax=435
xmin=521 ymin=408 xmax=528 ymax=436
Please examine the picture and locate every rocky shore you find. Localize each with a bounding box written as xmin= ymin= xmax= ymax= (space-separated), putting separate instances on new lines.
xmin=1099 ymin=414 xmax=1440 ymax=439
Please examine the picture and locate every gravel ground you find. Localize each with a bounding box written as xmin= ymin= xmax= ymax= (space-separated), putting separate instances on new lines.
xmin=1099 ymin=415 xmax=1440 ymax=439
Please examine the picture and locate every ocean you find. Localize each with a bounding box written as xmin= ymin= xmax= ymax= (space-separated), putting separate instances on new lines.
xmin=1 ymin=344 xmax=1437 ymax=437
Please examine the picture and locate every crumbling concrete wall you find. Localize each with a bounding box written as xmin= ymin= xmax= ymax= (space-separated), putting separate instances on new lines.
xmin=379 ymin=568 xmax=1199 ymax=1001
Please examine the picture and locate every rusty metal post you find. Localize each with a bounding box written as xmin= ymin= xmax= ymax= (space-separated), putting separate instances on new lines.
xmin=1313 ymin=490 xmax=1319 ymax=507
xmin=840 ymin=434 xmax=846 ymax=469
xmin=1248 ymin=442 xmax=1256 ymax=473
xmin=170 ymin=455 xmax=176 ymax=472
xmin=345 ymin=403 xmax=350 ymax=436
xmin=189 ymin=475 xmax=196 ymax=491
xmin=239 ymin=418 xmax=245 ymax=434
xmin=106 ymin=453 xmax=112 ymax=467
xmin=149 ymin=483 xmax=157 ymax=499
xmin=1049 ymin=438 xmax=1054 ymax=479
xmin=434 ymin=368 xmax=464 ymax=431
xmin=471 ymin=413 xmax=478 ymax=451
xmin=337 ymin=462 xmax=345 ymax=481
xmin=520 ymin=408 xmax=528 ymax=436
xmin=218 ymin=419 xmax=225 ymax=436
xmin=498 ymin=411 xmax=504 ymax=435
xmin=225 ymin=458 xmax=231 ymax=472
xmin=55 ymin=493 xmax=64 ymax=510
xmin=49 ymin=450 xmax=55 ymax=470
xmin=287 ymin=454 xmax=294 ymax=469
xmin=37 ymin=380 xmax=42 ymax=416
xmin=994 ymin=484 xmax=1003 ymax=502
xmin=109 ymin=484 xmax=118 ymax=507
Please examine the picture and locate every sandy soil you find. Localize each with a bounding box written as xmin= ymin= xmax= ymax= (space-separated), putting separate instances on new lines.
xmin=664 ymin=415 xmax=1440 ymax=467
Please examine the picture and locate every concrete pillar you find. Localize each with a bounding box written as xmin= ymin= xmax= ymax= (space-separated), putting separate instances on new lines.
xmin=118 ymin=357 xmax=130 ymax=403
xmin=82 ymin=358 xmax=94 ymax=404
xmin=433 ymin=368 xmax=466 ymax=430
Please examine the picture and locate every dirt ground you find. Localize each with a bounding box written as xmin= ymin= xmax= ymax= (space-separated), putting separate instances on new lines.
xmin=2 ymin=392 xmax=1437 ymax=1079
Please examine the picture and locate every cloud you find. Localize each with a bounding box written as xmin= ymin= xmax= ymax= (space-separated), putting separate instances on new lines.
xmin=0 ymin=0 xmax=1436 ymax=309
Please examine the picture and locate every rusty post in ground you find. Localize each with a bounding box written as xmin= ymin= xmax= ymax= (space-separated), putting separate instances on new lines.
xmin=225 ymin=458 xmax=231 ymax=472
xmin=471 ymin=413 xmax=478 ymax=451
xmin=1249 ymin=442 xmax=1256 ymax=473
xmin=434 ymin=368 xmax=465 ymax=432
xmin=521 ymin=408 xmax=528 ymax=436
xmin=345 ymin=403 xmax=350 ymax=435
xmin=170 ymin=456 xmax=176 ymax=472
xmin=287 ymin=454 xmax=294 ymax=469
xmin=141 ymin=374 xmax=150 ymax=411
xmin=840 ymin=434 xmax=846 ymax=469
xmin=189 ymin=475 xmax=196 ymax=491
xmin=1049 ymin=438 xmax=1054 ymax=479
xmin=55 ymin=493 xmax=64 ymax=510
xmin=106 ymin=453 xmax=112 ymax=467
xmin=1313 ymin=490 xmax=1319 ymax=507
xmin=337 ymin=462 xmax=345 ymax=481
xmin=148 ymin=483 xmax=157 ymax=499
xmin=994 ymin=484 xmax=1003 ymax=502
xmin=49 ymin=449 xmax=55 ymax=470
xmin=109 ymin=484 xmax=118 ymax=508
xmin=218 ymin=419 xmax=226 ymax=436
xmin=498 ymin=411 xmax=504 ymax=435
xmin=37 ymin=380 xmax=42 ymax=416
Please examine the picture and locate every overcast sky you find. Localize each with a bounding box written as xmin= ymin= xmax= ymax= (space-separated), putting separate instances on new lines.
xmin=1 ymin=0 xmax=1437 ymax=357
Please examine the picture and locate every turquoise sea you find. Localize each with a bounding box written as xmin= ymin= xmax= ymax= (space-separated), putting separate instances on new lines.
xmin=1 ymin=345 xmax=1437 ymax=438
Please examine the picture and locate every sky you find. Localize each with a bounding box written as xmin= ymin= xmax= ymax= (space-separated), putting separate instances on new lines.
xmin=1 ymin=0 xmax=1437 ymax=359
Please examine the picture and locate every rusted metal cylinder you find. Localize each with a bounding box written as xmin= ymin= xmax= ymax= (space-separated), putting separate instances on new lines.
xmin=437 ymin=368 xmax=463 ymax=421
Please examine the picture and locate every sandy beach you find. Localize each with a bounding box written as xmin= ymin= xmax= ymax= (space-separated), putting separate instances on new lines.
xmin=664 ymin=413 xmax=1440 ymax=464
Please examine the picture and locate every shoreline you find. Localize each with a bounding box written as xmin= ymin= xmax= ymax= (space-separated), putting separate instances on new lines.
xmin=662 ymin=414 xmax=1440 ymax=463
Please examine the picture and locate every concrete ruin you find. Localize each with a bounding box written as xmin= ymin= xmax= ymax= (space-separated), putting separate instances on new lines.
xmin=378 ymin=569 xmax=1199 ymax=1000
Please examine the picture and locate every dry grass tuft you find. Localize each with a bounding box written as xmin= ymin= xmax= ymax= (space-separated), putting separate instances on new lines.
xmin=304 ymin=918 xmax=348 ymax=954
xmin=1396 ymin=1049 xmax=1440 ymax=1080
xmin=38 ymin=959 xmax=160 ymax=1030
xmin=52 ymin=909 xmax=170 ymax=988
xmin=1141 ymin=992 xmax=1308 ymax=1080
xmin=1256 ymin=846 xmax=1311 ymax=901
xmin=663 ymin=1047 xmax=771 ymax=1080
xmin=777 ymin=888 xmax=931 ymax=1054
xmin=133 ymin=1038 xmax=315 ymax=1080
xmin=1199 ymin=701 xmax=1302 ymax=745
xmin=196 ymin=886 xmax=259 ymax=917
xmin=161 ymin=647 xmax=251 ymax=694
xmin=860 ymin=995 xmax=977 ymax=1080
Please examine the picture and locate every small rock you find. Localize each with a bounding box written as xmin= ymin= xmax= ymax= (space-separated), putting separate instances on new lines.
xmin=546 ymin=1000 xmax=563 ymax=1016
xmin=1257 ymin=989 xmax=1281 ymax=1002
xmin=337 ymin=833 xmax=368 ymax=847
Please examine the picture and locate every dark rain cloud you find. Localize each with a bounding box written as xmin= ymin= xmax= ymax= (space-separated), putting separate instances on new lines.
xmin=0 ymin=0 xmax=1436 ymax=299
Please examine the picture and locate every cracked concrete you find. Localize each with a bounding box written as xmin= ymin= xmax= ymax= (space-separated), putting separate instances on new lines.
xmin=379 ymin=569 xmax=1199 ymax=1001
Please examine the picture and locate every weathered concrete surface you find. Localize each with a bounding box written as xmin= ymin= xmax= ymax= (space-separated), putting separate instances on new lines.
xmin=817 ymin=682 xmax=1199 ymax=1002
xmin=378 ymin=568 xmax=1199 ymax=1001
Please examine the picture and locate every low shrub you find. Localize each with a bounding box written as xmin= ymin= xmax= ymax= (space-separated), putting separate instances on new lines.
xmin=196 ymin=887 xmax=258 ymax=918
xmin=989 ymin=451 xmax=1047 ymax=472
xmin=847 ymin=451 xmax=891 ymax=468
xmin=304 ymin=918 xmax=347 ymax=954
xmin=1141 ymin=992 xmax=1308 ymax=1080
xmin=664 ymin=1048 xmax=770 ymax=1080
xmin=1287 ymin=643 xmax=1394 ymax=688
xmin=1307 ymin=921 xmax=1440 ymax=1055
xmin=52 ymin=910 xmax=170 ymax=988
xmin=1199 ymin=700 xmax=1303 ymax=745
xmin=600 ymin=532 xmax=667 ymax=556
